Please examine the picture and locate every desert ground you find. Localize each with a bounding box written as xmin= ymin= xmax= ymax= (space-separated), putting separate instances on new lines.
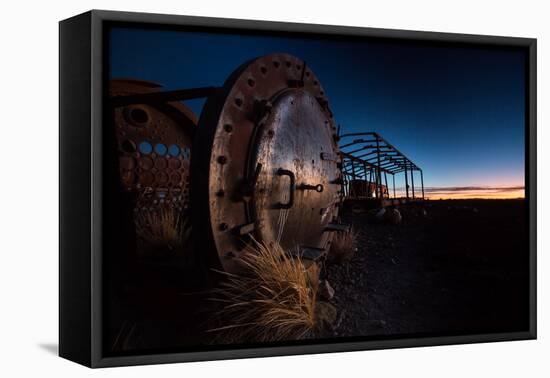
xmin=325 ymin=199 xmax=530 ymax=338
xmin=108 ymin=198 xmax=529 ymax=353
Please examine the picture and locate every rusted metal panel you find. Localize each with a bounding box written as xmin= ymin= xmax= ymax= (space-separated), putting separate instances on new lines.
xmin=109 ymin=79 xmax=197 ymax=219
xmin=349 ymin=179 xmax=388 ymax=198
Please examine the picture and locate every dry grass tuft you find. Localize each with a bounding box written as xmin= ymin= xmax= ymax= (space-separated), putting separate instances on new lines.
xmin=209 ymin=240 xmax=321 ymax=343
xmin=328 ymin=228 xmax=357 ymax=264
xmin=135 ymin=207 xmax=191 ymax=252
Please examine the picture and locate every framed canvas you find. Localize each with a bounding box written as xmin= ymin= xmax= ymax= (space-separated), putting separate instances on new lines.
xmin=59 ymin=10 xmax=537 ymax=368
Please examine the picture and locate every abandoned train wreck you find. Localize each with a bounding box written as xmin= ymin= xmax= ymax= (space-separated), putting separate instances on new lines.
xmin=339 ymin=132 xmax=424 ymax=210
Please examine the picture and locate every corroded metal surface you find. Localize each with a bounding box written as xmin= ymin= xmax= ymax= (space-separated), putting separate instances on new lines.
xmin=110 ymin=79 xmax=197 ymax=214
xmin=349 ymin=179 xmax=388 ymax=198
xmin=193 ymin=53 xmax=341 ymax=273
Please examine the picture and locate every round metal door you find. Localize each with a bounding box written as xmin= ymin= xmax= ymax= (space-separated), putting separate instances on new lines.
xmin=192 ymin=53 xmax=341 ymax=273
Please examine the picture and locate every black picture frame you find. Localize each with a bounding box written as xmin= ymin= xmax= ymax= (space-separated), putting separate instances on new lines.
xmin=59 ymin=9 xmax=537 ymax=368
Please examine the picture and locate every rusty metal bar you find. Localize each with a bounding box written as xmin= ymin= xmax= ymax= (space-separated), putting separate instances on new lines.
xmin=421 ymin=170 xmax=425 ymax=199
xmin=379 ymin=160 xmax=400 ymax=169
xmin=363 ymin=152 xmax=398 ymax=161
xmin=345 ymin=144 xmax=378 ymax=155
xmin=376 ymin=136 xmax=382 ymax=199
xmin=355 ymin=150 xmax=379 ymax=159
xmin=404 ymin=164 xmax=409 ymax=199
xmin=339 ymin=139 xmax=377 ymax=149
xmin=367 ymin=167 xmax=371 ymax=190
xmin=384 ymin=171 xmax=389 ymax=199
xmin=392 ymin=174 xmax=396 ymax=199
xmin=411 ymin=164 xmax=415 ymax=199
xmin=110 ymin=86 xmax=219 ymax=107
xmin=391 ymin=166 xmax=421 ymax=174
xmin=350 ymin=158 xmax=357 ymax=196
xmin=339 ymin=132 xmax=377 ymax=138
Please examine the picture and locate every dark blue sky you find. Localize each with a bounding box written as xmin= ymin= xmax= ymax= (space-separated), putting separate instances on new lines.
xmin=110 ymin=27 xmax=526 ymax=189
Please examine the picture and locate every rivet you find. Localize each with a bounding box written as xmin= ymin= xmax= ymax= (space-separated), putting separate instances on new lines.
xmin=217 ymin=155 xmax=227 ymax=164
xmin=235 ymin=98 xmax=243 ymax=107
xmin=224 ymin=124 xmax=233 ymax=132
xmin=216 ymin=189 xmax=225 ymax=197
xmin=273 ymin=61 xmax=280 ymax=68
xmin=285 ymin=61 xmax=291 ymax=68
xmin=219 ymin=223 xmax=229 ymax=231
xmin=260 ymin=66 xmax=267 ymax=74
xmin=247 ymin=78 xmax=255 ymax=87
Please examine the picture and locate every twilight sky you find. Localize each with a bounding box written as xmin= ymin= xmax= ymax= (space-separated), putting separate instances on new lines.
xmin=109 ymin=27 xmax=526 ymax=199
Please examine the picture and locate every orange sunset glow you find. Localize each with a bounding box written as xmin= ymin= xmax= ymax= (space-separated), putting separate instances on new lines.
xmin=423 ymin=186 xmax=525 ymax=200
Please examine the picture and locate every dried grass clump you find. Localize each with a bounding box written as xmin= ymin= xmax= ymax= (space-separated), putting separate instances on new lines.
xmin=209 ymin=240 xmax=321 ymax=343
xmin=135 ymin=207 xmax=191 ymax=252
xmin=328 ymin=228 xmax=357 ymax=264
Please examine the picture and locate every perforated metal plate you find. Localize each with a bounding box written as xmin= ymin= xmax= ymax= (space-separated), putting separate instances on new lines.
xmin=110 ymin=79 xmax=197 ymax=214
xmin=193 ymin=54 xmax=341 ymax=273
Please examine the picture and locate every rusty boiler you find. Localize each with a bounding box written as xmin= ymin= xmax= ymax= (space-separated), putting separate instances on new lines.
xmin=192 ymin=53 xmax=344 ymax=273
xmin=109 ymin=79 xmax=197 ymax=255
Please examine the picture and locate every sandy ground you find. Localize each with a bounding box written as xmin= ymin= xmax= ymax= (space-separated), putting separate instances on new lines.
xmin=325 ymin=199 xmax=529 ymax=339
xmin=109 ymin=199 xmax=529 ymax=353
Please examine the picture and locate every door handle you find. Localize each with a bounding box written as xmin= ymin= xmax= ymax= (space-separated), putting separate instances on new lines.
xmin=276 ymin=168 xmax=295 ymax=209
